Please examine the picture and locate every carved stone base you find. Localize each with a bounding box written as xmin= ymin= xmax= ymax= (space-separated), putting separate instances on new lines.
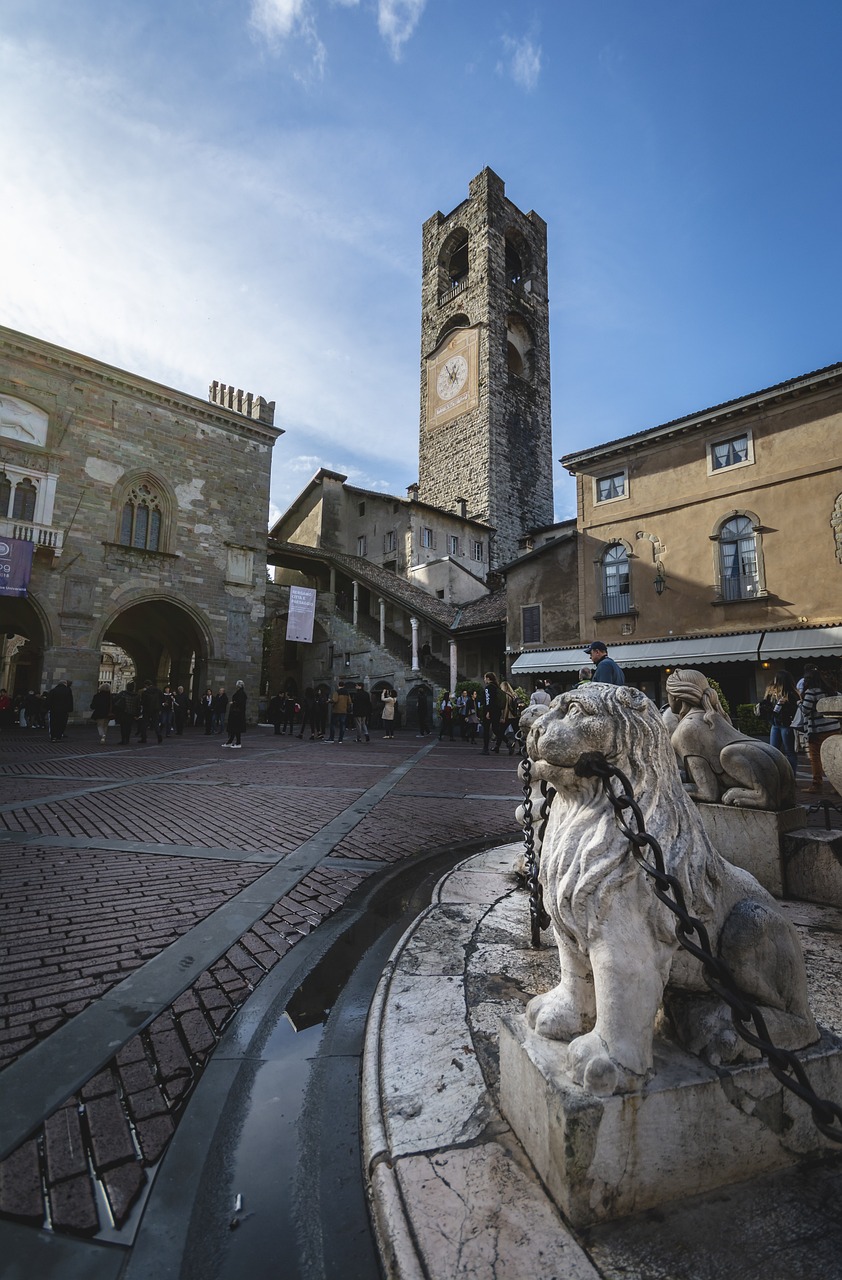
xmin=696 ymin=802 xmax=804 ymax=897
xmin=784 ymin=828 xmax=842 ymax=908
xmin=498 ymin=1012 xmax=842 ymax=1228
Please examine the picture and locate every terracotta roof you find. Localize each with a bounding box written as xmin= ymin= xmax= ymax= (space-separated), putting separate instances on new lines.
xmin=454 ymin=588 xmax=508 ymax=630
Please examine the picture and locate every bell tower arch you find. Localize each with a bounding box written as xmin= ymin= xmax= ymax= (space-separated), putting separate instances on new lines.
xmin=418 ymin=169 xmax=554 ymax=566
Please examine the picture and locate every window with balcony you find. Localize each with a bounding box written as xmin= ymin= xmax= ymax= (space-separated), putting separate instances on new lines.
xmin=716 ymin=514 xmax=761 ymax=601
xmin=595 ymin=471 xmax=627 ymax=505
xmin=601 ymin=544 xmax=631 ymax=615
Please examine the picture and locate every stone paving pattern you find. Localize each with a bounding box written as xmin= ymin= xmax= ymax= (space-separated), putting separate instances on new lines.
xmin=0 ymin=725 xmax=522 ymax=1239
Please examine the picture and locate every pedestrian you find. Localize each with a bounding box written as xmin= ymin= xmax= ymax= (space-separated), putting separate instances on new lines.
xmin=47 ymin=679 xmax=74 ymax=741
xmin=0 ymin=687 xmax=13 ymax=732
xmin=297 ymin=687 xmax=317 ymax=740
xmin=417 ymin=685 xmax=432 ymax=736
xmin=268 ymin=690 xmax=283 ymax=735
xmin=381 ymin=688 xmax=397 ymax=738
xmin=139 ymin=680 xmax=163 ymax=744
xmin=212 ymin=686 xmax=228 ymax=734
xmin=328 ymin=681 xmax=352 ymax=743
xmin=89 ymin=683 xmax=113 ymax=744
xmin=464 ymin=691 xmax=480 ymax=743
xmin=224 ymin=680 xmax=247 ymax=748
xmin=201 ymin=687 xmax=215 ymax=734
xmin=173 ymin=685 xmax=190 ymax=734
xmin=586 ymin=641 xmax=625 ymax=685
xmin=480 ymin=672 xmax=503 ymax=755
xmin=279 ymin=691 xmax=296 ymax=735
xmin=759 ymin=670 xmax=799 ymax=776
xmin=314 ymin=686 xmax=329 ymax=740
xmin=530 ymin=681 xmax=551 ymax=707
xmin=576 ymin=666 xmax=593 ymax=688
xmin=352 ymin=683 xmax=372 ymax=742
xmin=159 ymin=686 xmax=175 ymax=737
xmin=497 ymin=680 xmax=520 ymax=755
xmin=801 ymin=667 xmax=841 ymax=793
xmin=438 ymin=692 xmax=454 ymax=741
xmin=116 ymin=681 xmax=141 ymax=744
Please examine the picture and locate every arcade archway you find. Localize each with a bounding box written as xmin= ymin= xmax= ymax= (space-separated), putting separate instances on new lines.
xmin=99 ymin=598 xmax=210 ymax=700
xmin=0 ymin=596 xmax=49 ymax=696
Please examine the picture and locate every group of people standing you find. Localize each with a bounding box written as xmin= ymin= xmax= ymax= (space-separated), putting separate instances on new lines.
xmin=760 ymin=665 xmax=840 ymax=792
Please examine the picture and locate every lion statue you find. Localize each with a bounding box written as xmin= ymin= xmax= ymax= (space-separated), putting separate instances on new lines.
xmin=665 ymin=669 xmax=795 ymax=810
xmin=522 ymin=684 xmax=817 ymax=1096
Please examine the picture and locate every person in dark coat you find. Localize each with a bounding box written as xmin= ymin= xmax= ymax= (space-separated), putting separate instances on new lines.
xmin=279 ymin=692 xmax=296 ymax=735
xmin=90 ymin=683 xmax=113 ymax=744
xmin=352 ymin=683 xmax=372 ymax=742
xmin=115 ymin=682 xmax=141 ymax=745
xmin=47 ymin=680 xmax=74 ymax=741
xmin=224 ymin=680 xmax=247 ymax=748
xmin=212 ymin=687 xmax=228 ymax=734
xmin=480 ymin=672 xmax=503 ymax=756
xmin=297 ymin=687 xmax=317 ymax=740
xmin=139 ymin=681 xmax=164 ymax=744
xmin=173 ymin=685 xmax=190 ymax=734
xmin=268 ymin=691 xmax=283 ymax=735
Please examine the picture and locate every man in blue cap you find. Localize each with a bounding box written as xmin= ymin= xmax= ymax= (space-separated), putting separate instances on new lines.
xmin=586 ymin=641 xmax=625 ymax=685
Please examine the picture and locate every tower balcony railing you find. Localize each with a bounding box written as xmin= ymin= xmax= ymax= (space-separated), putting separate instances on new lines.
xmin=0 ymin=516 xmax=64 ymax=556
xmin=438 ymin=279 xmax=467 ymax=306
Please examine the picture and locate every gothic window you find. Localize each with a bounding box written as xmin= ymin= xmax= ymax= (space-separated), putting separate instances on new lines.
xmin=601 ymin=544 xmax=631 ymax=616
xmin=716 ymin=514 xmax=760 ymax=601
xmin=506 ymin=314 xmax=534 ymax=381
xmin=11 ymin=478 xmax=37 ymax=522
xmin=119 ymin=483 xmax=163 ymax=552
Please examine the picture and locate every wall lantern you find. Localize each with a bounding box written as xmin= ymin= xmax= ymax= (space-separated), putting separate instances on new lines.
xmin=653 ymin=562 xmax=666 ymax=596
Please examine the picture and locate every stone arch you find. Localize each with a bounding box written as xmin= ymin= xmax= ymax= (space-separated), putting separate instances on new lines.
xmin=438 ymin=227 xmax=469 ymax=293
xmin=435 ymin=313 xmax=471 ymax=350
xmin=506 ymin=313 xmax=534 ymax=381
xmin=112 ymin=469 xmax=177 ymax=555
xmin=90 ymin=592 xmax=214 ymax=695
xmin=0 ymin=591 xmax=55 ymax=696
xmin=504 ymin=227 xmax=532 ymax=289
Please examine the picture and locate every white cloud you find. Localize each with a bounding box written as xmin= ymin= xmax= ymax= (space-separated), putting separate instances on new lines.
xmin=249 ymin=0 xmax=326 ymax=77
xmin=501 ymin=33 xmax=542 ymax=92
xmin=377 ymin=0 xmax=427 ymax=59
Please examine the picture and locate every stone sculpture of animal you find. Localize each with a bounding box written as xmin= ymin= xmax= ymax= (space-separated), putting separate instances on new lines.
xmin=665 ymin=669 xmax=795 ymax=810
xmin=523 ymin=684 xmax=817 ymax=1096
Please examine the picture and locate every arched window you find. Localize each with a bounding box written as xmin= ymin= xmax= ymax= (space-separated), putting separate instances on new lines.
xmin=504 ymin=229 xmax=532 ymax=290
xmin=601 ymin=544 xmax=631 ymax=615
xmin=507 ymin=314 xmax=534 ymax=381
xmin=11 ymin=478 xmax=37 ymax=522
xmin=119 ymin=483 xmax=163 ymax=552
xmin=717 ymin=515 xmax=760 ymax=601
xmin=0 ymin=473 xmax=10 ymax=518
xmin=438 ymin=228 xmax=469 ymax=296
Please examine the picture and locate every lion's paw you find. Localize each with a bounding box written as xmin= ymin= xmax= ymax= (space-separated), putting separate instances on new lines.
xmin=565 ymin=1031 xmax=647 ymax=1096
xmin=526 ymin=989 xmax=591 ymax=1041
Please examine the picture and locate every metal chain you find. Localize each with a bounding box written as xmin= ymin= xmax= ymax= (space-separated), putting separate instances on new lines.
xmin=572 ymin=750 xmax=842 ymax=1144
xmin=517 ymin=731 xmax=551 ymax=947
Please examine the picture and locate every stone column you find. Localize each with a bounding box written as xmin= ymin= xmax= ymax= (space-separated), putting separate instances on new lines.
xmin=449 ymin=639 xmax=458 ymax=694
xmin=353 ymin=580 xmax=359 ymax=627
xmin=410 ymin=617 xmax=420 ymax=672
xmin=379 ymin=598 xmax=386 ymax=647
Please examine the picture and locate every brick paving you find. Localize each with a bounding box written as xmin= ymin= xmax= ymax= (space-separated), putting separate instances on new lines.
xmin=0 ymin=724 xmax=521 ymax=1240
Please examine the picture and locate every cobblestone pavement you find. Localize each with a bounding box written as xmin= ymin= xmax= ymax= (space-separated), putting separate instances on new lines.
xmin=0 ymin=724 xmax=522 ymax=1246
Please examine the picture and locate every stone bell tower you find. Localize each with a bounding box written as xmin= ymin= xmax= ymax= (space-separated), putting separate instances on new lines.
xmin=417 ymin=168 xmax=554 ymax=568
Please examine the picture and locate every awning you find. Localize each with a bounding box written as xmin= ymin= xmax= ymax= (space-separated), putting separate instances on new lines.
xmin=759 ymin=626 xmax=842 ymax=662
xmin=511 ymin=632 xmax=763 ymax=675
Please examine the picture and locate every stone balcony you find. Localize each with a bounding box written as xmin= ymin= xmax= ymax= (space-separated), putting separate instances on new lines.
xmin=0 ymin=516 xmax=63 ymax=556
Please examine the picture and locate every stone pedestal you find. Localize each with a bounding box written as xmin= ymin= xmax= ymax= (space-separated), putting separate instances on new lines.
xmin=499 ymin=1012 xmax=842 ymax=1228
xmin=818 ymin=696 xmax=842 ymax=798
xmin=696 ymin=802 xmax=804 ymax=897
xmin=784 ymin=828 xmax=842 ymax=908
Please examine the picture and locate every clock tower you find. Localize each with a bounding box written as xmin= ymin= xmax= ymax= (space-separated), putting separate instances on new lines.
xmin=418 ymin=168 xmax=554 ymax=567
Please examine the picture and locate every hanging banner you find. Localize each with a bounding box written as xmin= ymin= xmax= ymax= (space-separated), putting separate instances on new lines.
xmin=0 ymin=538 xmax=34 ymax=597
xmin=286 ymin=585 xmax=317 ymax=643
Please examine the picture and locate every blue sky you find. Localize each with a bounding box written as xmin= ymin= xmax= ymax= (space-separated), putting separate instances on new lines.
xmin=2 ymin=1 xmax=842 ymax=525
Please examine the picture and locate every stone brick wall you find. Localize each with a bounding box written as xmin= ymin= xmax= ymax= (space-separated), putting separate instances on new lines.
xmin=418 ymin=169 xmax=555 ymax=569
xmin=0 ymin=326 xmax=281 ymax=718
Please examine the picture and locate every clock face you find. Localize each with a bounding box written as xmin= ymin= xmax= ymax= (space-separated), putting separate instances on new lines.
xmin=436 ymin=354 xmax=469 ymax=402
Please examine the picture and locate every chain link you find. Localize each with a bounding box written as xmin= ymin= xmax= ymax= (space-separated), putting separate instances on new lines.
xmin=572 ymin=750 xmax=842 ymax=1144
xmin=517 ymin=731 xmax=551 ymax=947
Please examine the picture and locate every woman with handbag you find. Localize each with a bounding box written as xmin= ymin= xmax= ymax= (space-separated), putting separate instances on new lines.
xmin=760 ymin=670 xmax=799 ymax=776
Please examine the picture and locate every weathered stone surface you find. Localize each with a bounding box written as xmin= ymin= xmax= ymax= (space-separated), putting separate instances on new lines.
xmin=696 ymin=802 xmax=804 ymax=896
xmin=0 ymin=1139 xmax=43 ymax=1224
xmin=499 ymin=1012 xmax=842 ymax=1227
xmin=784 ymin=828 xmax=842 ymax=908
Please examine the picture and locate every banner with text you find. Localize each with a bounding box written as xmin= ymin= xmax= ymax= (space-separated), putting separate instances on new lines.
xmin=286 ymin=585 xmax=317 ymax=643
xmin=0 ymin=538 xmax=34 ymax=598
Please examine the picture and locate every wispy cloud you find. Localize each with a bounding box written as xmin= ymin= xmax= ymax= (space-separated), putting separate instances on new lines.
xmin=500 ymin=32 xmax=542 ymax=92
xmin=250 ymin=0 xmax=326 ymax=78
xmin=377 ymin=0 xmax=427 ymax=59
